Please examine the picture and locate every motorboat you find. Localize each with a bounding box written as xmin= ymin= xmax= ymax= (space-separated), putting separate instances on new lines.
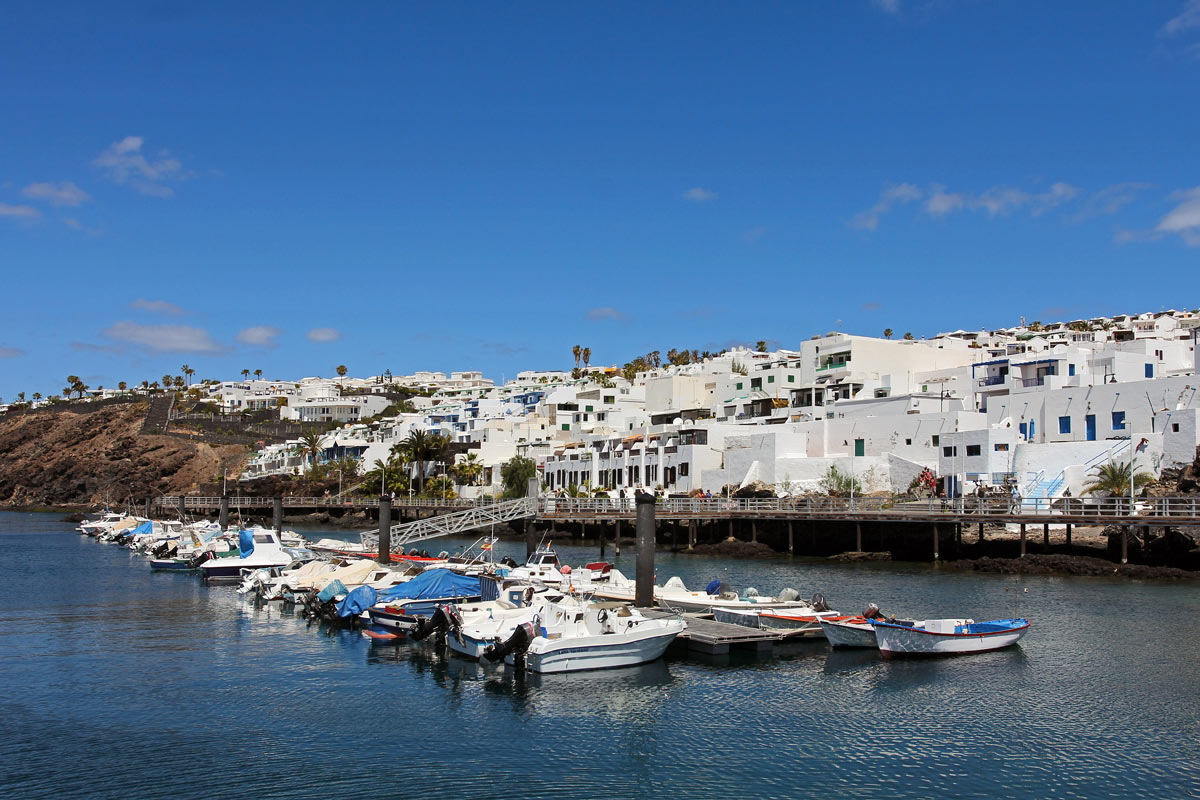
xmin=79 ymin=511 xmax=129 ymax=536
xmin=434 ymin=585 xmax=568 ymax=659
xmin=483 ymin=600 xmax=686 ymax=674
xmin=873 ymin=617 xmax=1031 ymax=657
xmin=199 ymin=529 xmax=314 ymax=583
xmin=594 ymin=575 xmax=823 ymax=616
xmin=714 ymin=606 xmax=849 ymax=636
xmin=363 ymin=569 xmax=486 ymax=633
xmin=819 ymin=604 xmax=912 ymax=648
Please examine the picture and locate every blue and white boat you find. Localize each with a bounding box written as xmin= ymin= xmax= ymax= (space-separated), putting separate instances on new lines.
xmin=199 ymin=529 xmax=313 ymax=583
xmin=362 ymin=569 xmax=487 ymax=632
xmin=873 ymin=617 xmax=1031 ymax=657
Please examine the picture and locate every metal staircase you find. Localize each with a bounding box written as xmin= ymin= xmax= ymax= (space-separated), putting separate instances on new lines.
xmin=359 ymin=498 xmax=538 ymax=553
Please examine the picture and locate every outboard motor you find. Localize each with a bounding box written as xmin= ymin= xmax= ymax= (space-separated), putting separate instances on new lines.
xmin=186 ymin=550 xmax=213 ymax=569
xmin=862 ymin=602 xmax=883 ymax=620
xmin=777 ymin=588 xmax=800 ymax=602
xmin=411 ymin=606 xmax=452 ymax=642
xmin=483 ymin=622 xmax=536 ymax=666
xmin=500 ymin=557 xmax=519 ymax=568
xmin=810 ymin=592 xmax=831 ymax=613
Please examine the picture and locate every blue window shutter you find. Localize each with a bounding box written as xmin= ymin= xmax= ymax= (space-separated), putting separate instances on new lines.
xmin=1145 ymin=364 xmax=1153 ymax=378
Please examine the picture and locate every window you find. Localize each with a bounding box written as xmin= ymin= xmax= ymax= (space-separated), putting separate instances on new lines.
xmin=905 ymin=438 xmax=912 ymax=445
xmin=943 ymin=446 xmax=956 ymax=457
xmin=787 ymin=375 xmax=795 ymax=383
xmin=854 ymin=438 xmax=865 ymax=457
xmin=1068 ymin=364 xmax=1076 ymax=376
xmin=931 ymin=435 xmax=940 ymax=446
xmin=736 ymin=382 xmax=743 ymax=390
xmin=604 ymin=395 xmax=614 ymax=404
xmin=561 ymin=423 xmax=570 ymax=431
xmin=1059 ymin=416 xmax=1071 ymax=434
xmin=994 ymin=443 xmax=1009 ymax=452
xmin=1173 ymin=423 xmax=1180 ymax=433
xmin=1112 ymin=411 xmax=1125 ymax=431
xmin=585 ymin=405 xmax=593 ymax=412
xmin=966 ymin=444 xmax=981 ymax=457
xmin=768 ymin=375 xmax=775 ymax=383
xmin=1145 ymin=364 xmax=1154 ymax=378
xmin=679 ymin=463 xmax=689 ymax=476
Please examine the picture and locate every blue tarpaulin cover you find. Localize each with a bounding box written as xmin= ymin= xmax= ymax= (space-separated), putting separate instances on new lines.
xmin=238 ymin=529 xmax=255 ymax=558
xmin=337 ymin=585 xmax=378 ymax=618
xmin=317 ymin=579 xmax=348 ymax=604
xmin=375 ymin=569 xmax=481 ymax=604
xmin=131 ymin=521 xmax=154 ymax=537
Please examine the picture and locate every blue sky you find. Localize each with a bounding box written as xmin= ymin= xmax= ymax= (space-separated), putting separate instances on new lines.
xmin=2 ymin=1 xmax=1199 ymax=399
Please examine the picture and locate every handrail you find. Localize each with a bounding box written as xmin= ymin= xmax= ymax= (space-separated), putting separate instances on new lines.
xmin=152 ymin=494 xmax=1200 ymax=521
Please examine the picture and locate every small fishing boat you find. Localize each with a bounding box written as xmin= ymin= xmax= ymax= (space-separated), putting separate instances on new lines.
xmin=714 ymin=606 xmax=849 ymax=636
xmin=199 ymin=530 xmax=312 ymax=583
xmin=873 ymin=617 xmax=1031 ymax=657
xmin=819 ymin=604 xmax=910 ymax=648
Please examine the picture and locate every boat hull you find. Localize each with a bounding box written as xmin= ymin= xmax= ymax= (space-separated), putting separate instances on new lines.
xmin=522 ymin=623 xmax=684 ymax=674
xmin=820 ymin=619 xmax=878 ymax=648
xmin=874 ymin=619 xmax=1030 ymax=657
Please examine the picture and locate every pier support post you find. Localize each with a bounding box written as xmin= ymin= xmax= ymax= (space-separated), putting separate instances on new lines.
xmin=1121 ymin=526 xmax=1128 ymax=564
xmin=600 ymin=522 xmax=606 ymax=558
xmin=525 ymin=518 xmax=535 ymax=560
xmin=177 ymin=495 xmax=186 ymax=521
xmin=1019 ymin=523 xmax=1026 ymax=558
xmin=855 ymin=522 xmax=862 ymax=553
xmin=978 ymin=522 xmax=985 ymax=543
xmin=143 ymin=497 xmax=152 ymax=518
xmin=689 ymin=520 xmax=697 ymax=551
xmin=1043 ymin=522 xmax=1050 ymax=549
xmin=932 ymin=524 xmax=939 ymax=561
xmin=728 ymin=518 xmax=735 ymax=541
xmin=219 ymin=495 xmax=230 ymax=531
xmin=751 ymin=520 xmax=758 ymax=543
xmin=615 ymin=520 xmax=621 ymax=556
xmin=378 ymin=495 xmax=392 ymax=564
xmin=787 ymin=520 xmax=794 ymax=554
xmin=273 ymin=496 xmax=283 ymax=533
xmin=635 ymin=491 xmax=656 ymax=608
xmin=1065 ymin=523 xmax=1072 ymax=546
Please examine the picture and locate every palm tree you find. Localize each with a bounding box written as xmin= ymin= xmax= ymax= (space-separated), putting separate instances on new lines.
xmin=400 ymin=429 xmax=450 ymax=495
xmin=117 ymin=382 xmax=127 ymax=391
xmin=581 ymin=347 xmax=591 ymax=369
xmin=298 ymin=431 xmax=326 ymax=475
xmin=32 ymin=392 xmax=41 ymax=402
xmin=17 ymin=392 xmax=25 ymax=403
xmin=181 ymin=364 xmax=193 ymax=386
xmin=453 ymin=452 xmax=483 ymax=486
xmin=254 ymin=369 xmax=262 ymax=379
xmin=336 ymin=365 xmax=347 ymax=378
xmin=241 ymin=369 xmax=250 ymax=380
xmin=1082 ymin=460 xmax=1154 ymax=498
xmin=903 ymin=332 xmax=914 ymax=340
xmin=162 ymin=374 xmax=173 ymax=389
xmin=756 ymin=340 xmax=768 ymax=352
xmin=572 ymin=345 xmax=581 ymax=369
xmin=884 ymin=328 xmax=893 ymax=339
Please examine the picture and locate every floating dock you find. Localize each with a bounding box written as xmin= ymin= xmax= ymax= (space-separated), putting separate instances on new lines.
xmin=641 ymin=610 xmax=823 ymax=656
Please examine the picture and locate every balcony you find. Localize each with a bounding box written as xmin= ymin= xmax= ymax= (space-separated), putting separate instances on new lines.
xmin=816 ymin=359 xmax=851 ymax=372
xmin=978 ymin=375 xmax=1007 ymax=387
xmin=1019 ymin=377 xmax=1045 ymax=387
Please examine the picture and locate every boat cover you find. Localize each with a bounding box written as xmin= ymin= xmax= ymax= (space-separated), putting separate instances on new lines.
xmin=317 ymin=579 xmax=349 ymax=604
xmin=336 ymin=585 xmax=378 ymax=618
xmin=238 ymin=529 xmax=255 ymax=558
xmin=375 ymin=569 xmax=481 ymax=603
xmin=131 ymin=521 xmax=154 ymax=537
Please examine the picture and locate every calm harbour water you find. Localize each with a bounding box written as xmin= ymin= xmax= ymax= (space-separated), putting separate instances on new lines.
xmin=1 ymin=511 xmax=1197 ymax=800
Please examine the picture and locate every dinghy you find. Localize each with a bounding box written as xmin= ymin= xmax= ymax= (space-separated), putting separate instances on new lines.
xmin=873 ymin=617 xmax=1031 ymax=657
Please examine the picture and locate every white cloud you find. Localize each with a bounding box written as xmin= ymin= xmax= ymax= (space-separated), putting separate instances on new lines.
xmin=586 ymin=307 xmax=629 ymax=322
xmin=1155 ymin=187 xmax=1200 ymax=246
xmin=101 ymin=321 xmax=224 ymax=353
xmin=851 ymin=183 xmax=921 ymax=229
xmin=681 ymin=187 xmax=717 ymax=202
xmin=22 ymin=181 xmax=90 ymax=207
xmin=874 ymin=0 xmax=901 ymax=13
xmin=130 ymin=298 xmax=185 ymax=315
xmin=307 ymin=327 xmax=342 ymax=342
xmin=1070 ymin=183 xmax=1151 ymax=221
xmin=1163 ymin=0 xmax=1200 ymax=35
xmin=0 ymin=345 xmax=24 ymax=359
xmin=0 ymin=203 xmax=40 ymax=219
xmin=93 ymin=136 xmax=186 ymax=197
xmin=237 ymin=326 xmax=282 ymax=347
xmin=925 ymin=185 xmax=965 ymax=217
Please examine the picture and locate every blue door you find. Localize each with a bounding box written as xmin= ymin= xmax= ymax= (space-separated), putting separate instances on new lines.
xmin=1085 ymin=414 xmax=1096 ymax=441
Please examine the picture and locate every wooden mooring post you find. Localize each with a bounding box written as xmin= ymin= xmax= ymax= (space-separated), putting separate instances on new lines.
xmin=377 ymin=495 xmax=391 ymax=564
xmin=1019 ymin=523 xmax=1026 ymax=558
xmin=787 ymin=520 xmax=793 ymax=554
xmin=855 ymin=522 xmax=862 ymax=552
xmin=932 ymin=523 xmax=939 ymax=561
xmin=635 ymin=491 xmax=656 ymax=608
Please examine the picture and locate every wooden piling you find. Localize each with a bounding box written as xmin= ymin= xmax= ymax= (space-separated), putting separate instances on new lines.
xmin=1065 ymin=523 xmax=1072 ymax=546
xmin=751 ymin=520 xmax=758 ymax=543
xmin=1043 ymin=522 xmax=1050 ymax=549
xmin=1019 ymin=523 xmax=1026 ymax=558
xmin=787 ymin=520 xmax=794 ymax=554
xmin=855 ymin=522 xmax=862 ymax=552
xmin=932 ymin=523 xmax=939 ymax=561
xmin=377 ymin=495 xmax=392 ymax=564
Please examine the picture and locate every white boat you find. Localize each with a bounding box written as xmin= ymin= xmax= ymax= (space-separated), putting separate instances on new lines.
xmin=595 ymin=575 xmax=821 ymax=616
xmin=714 ymin=606 xmax=846 ymax=635
xmin=873 ymin=618 xmax=1031 ymax=657
xmin=820 ymin=618 xmax=880 ymax=648
xmin=200 ymin=529 xmax=312 ymax=582
xmin=497 ymin=547 xmax=614 ymax=587
xmin=79 ymin=512 xmax=128 ymax=536
xmin=484 ymin=600 xmax=686 ymax=674
xmin=444 ymin=586 xmax=570 ymax=659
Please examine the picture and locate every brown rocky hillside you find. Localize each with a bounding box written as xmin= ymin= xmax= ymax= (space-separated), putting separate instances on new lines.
xmin=0 ymin=402 xmax=248 ymax=508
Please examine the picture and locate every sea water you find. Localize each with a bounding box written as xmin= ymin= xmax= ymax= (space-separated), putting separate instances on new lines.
xmin=1 ymin=511 xmax=1197 ymax=799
